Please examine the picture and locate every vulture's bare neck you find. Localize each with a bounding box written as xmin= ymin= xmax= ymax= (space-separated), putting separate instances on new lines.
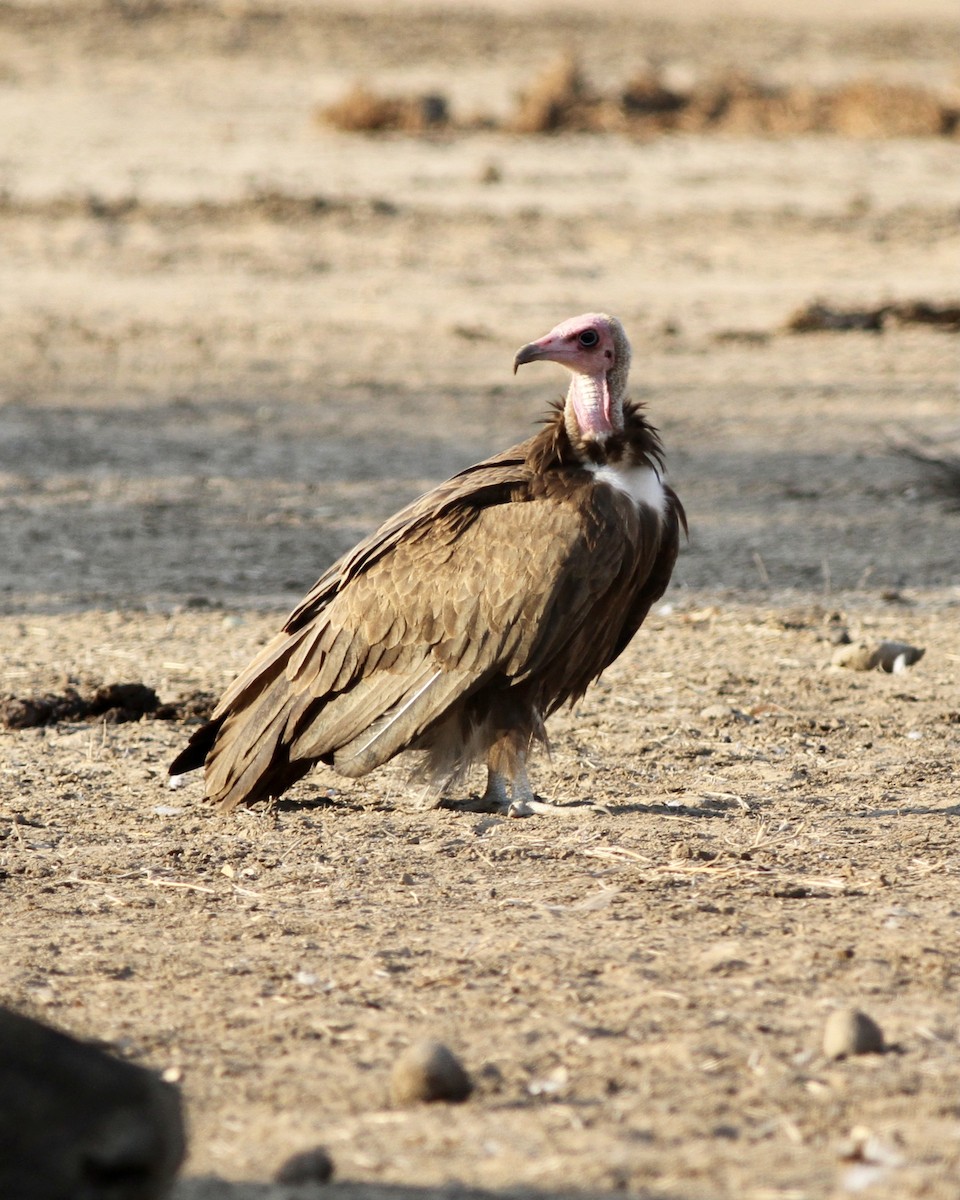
xmin=562 ymin=350 xmax=640 ymax=467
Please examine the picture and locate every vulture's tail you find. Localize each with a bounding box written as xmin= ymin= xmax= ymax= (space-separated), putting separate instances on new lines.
xmin=168 ymin=703 xmax=315 ymax=811
xmin=168 ymin=716 xmax=226 ymax=777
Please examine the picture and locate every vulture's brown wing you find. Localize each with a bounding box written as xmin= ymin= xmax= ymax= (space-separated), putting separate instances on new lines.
xmin=203 ymin=447 xmax=533 ymax=721
xmin=505 ymin=480 xmax=680 ymax=713
xmin=199 ymin=496 xmax=592 ymax=804
xmin=601 ymin=481 xmax=686 ymax=670
xmin=281 ymin=444 xmax=537 ymax=634
xmin=187 ymin=452 xmax=671 ymax=808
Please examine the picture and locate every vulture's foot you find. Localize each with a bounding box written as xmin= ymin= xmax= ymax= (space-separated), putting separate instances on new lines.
xmin=478 ymin=765 xmax=603 ymax=817
xmin=503 ymin=795 xmax=577 ymax=817
xmin=483 ymin=764 xmax=537 ymax=818
xmin=439 ymin=791 xmax=604 ymax=817
xmin=437 ymin=767 xmax=540 ymax=816
xmin=439 ymin=765 xmax=606 ymax=817
xmin=504 ymin=795 xmax=612 ymax=817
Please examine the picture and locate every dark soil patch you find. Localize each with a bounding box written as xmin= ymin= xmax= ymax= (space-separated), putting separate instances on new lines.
xmin=0 ymin=684 xmax=216 ymax=729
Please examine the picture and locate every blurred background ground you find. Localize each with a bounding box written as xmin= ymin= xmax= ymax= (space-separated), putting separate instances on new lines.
xmin=1 ymin=2 xmax=959 ymax=1198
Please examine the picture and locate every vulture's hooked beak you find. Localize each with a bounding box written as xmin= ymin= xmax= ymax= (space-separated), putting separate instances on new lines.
xmin=513 ymin=342 xmax=542 ymax=374
xmin=513 ymin=339 xmax=561 ymax=374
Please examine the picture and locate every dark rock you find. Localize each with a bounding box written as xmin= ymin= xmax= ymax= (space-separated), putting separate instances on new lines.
xmin=0 ymin=1006 xmax=185 ymax=1199
xmin=274 ymin=1145 xmax=335 ymax=1186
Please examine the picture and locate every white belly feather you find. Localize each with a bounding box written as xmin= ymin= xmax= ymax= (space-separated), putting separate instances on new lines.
xmin=589 ymin=462 xmax=667 ymax=519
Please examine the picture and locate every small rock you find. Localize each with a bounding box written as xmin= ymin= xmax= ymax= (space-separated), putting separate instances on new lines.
xmin=831 ymin=640 xmax=878 ymax=671
xmin=823 ymin=1008 xmax=885 ymax=1059
xmin=831 ymin=639 xmax=924 ymax=673
xmin=528 ymin=1065 xmax=569 ymax=1096
xmin=390 ymin=1039 xmax=473 ymax=1105
xmin=475 ymin=1062 xmax=505 ymax=1093
xmin=874 ymin=640 xmax=924 ymax=673
xmin=699 ymin=703 xmax=733 ymax=721
xmin=274 ymin=1145 xmax=334 ymax=1186
xmin=699 ymin=939 xmax=749 ymax=975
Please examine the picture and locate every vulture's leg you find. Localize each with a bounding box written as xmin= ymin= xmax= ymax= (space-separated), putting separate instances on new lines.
xmin=481 ymin=755 xmax=574 ymax=818
xmin=488 ymin=756 xmax=540 ymax=817
xmin=480 ymin=763 xmax=540 ymax=817
xmin=447 ymin=759 xmax=542 ymax=816
xmin=478 ymin=766 xmax=510 ymax=810
xmin=440 ymin=731 xmax=586 ymax=816
xmin=445 ymin=767 xmax=519 ymax=814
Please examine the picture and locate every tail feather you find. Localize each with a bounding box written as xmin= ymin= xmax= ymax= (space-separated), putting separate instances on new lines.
xmin=168 ymin=715 xmax=226 ymax=777
xmin=170 ymin=654 xmax=473 ymax=807
xmin=206 ymin=719 xmax=312 ymax=811
xmin=202 ymin=681 xmax=314 ymax=809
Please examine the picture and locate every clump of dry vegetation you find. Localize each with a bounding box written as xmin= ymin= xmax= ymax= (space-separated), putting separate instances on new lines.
xmin=318 ymin=84 xmax=449 ymax=133
xmin=785 ymin=299 xmax=960 ymax=334
xmin=826 ymin=79 xmax=953 ymax=137
xmin=506 ymin=54 xmax=610 ymax=134
xmin=0 ymin=682 xmax=215 ymax=728
xmin=319 ymin=59 xmax=960 ymax=139
xmin=663 ymin=73 xmax=956 ymax=137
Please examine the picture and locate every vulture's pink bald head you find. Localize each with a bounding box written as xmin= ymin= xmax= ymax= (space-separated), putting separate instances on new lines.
xmin=514 ymin=313 xmax=632 ymax=444
xmin=513 ymin=312 xmax=624 ymax=378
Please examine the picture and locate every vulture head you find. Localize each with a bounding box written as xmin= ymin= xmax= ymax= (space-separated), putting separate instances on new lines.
xmin=514 ymin=312 xmax=631 ymax=450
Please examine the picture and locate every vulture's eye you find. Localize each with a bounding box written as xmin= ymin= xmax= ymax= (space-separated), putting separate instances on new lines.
xmin=578 ymin=329 xmax=600 ymax=348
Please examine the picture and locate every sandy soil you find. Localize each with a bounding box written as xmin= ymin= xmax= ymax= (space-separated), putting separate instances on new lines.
xmin=2 ymin=3 xmax=960 ymax=1198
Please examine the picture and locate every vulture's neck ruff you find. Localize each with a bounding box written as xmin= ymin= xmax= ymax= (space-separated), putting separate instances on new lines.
xmin=514 ymin=312 xmax=633 ymax=466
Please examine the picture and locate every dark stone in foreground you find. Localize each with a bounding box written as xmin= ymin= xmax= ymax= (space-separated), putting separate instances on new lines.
xmin=0 ymin=1007 xmax=185 ymax=1199
xmin=274 ymin=1145 xmax=335 ymax=1185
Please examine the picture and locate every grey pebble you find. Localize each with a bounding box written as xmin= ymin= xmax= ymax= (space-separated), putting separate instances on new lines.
xmin=832 ymin=638 xmax=924 ymax=673
xmin=823 ymin=1008 xmax=885 ymax=1059
xmin=390 ymin=1039 xmax=473 ymax=1105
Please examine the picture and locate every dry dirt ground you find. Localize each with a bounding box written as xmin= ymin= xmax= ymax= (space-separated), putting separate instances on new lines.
xmin=2 ymin=3 xmax=960 ymax=1198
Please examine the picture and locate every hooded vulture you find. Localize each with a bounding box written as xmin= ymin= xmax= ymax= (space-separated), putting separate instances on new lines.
xmin=169 ymin=313 xmax=685 ymax=816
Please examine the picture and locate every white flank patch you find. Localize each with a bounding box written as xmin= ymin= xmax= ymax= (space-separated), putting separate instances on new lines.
xmin=590 ymin=463 xmax=667 ymax=518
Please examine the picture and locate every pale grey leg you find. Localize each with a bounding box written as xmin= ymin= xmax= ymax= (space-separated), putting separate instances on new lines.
xmin=479 ymin=767 xmax=510 ymax=810
xmin=483 ymin=757 xmax=576 ymax=818
xmin=448 ymin=762 xmax=542 ymax=816
xmin=442 ymin=755 xmax=600 ymax=817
